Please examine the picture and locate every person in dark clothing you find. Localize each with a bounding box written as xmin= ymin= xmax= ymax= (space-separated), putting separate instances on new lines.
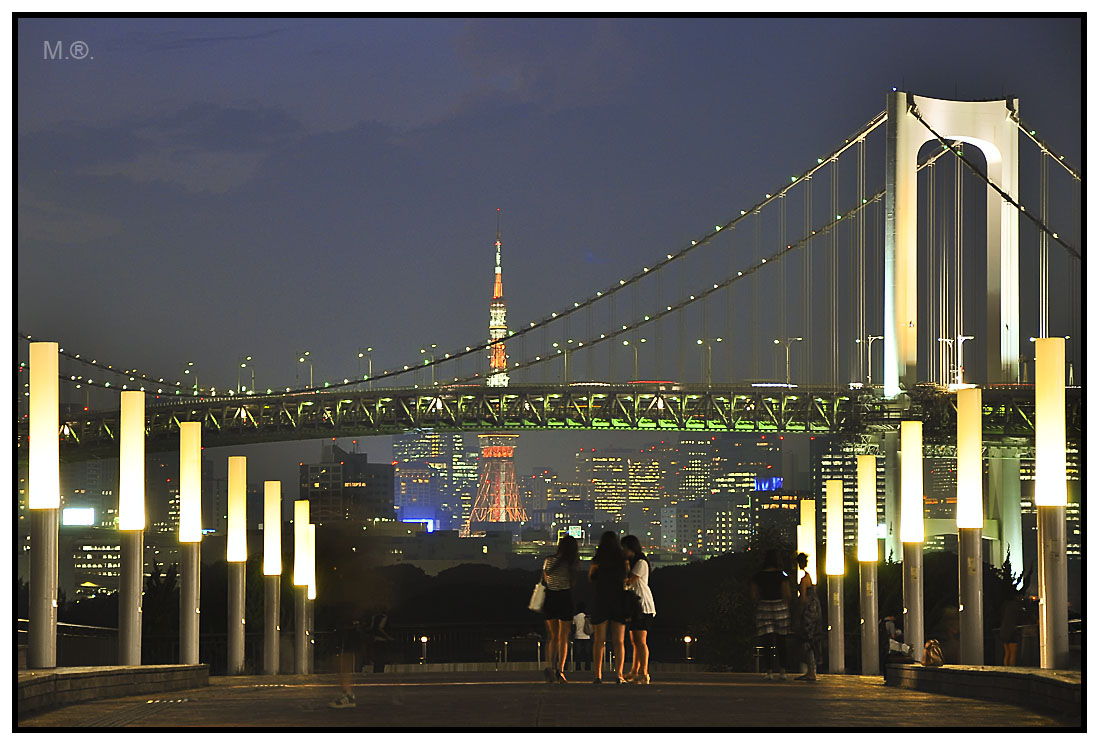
xmin=751 ymin=549 xmax=792 ymax=680
xmin=1000 ymin=592 xmax=1025 ymax=666
xmin=588 ymin=531 xmax=629 ymax=683
xmin=794 ymin=552 xmax=822 ymax=681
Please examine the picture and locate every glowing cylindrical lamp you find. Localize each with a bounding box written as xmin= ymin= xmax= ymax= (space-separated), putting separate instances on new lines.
xmin=1034 ymin=338 xmax=1066 ymax=507
xmin=29 ymin=342 xmax=60 ymax=509
xmin=798 ymin=498 xmax=816 ymax=584
xmin=825 ymin=480 xmax=844 ymax=576
xmin=900 ymin=421 xmax=923 ymax=543
xmin=1035 ymin=337 xmax=1068 ymax=669
xmin=28 ymin=342 xmax=60 ymax=669
xmin=307 ymin=524 xmax=317 ymax=601
xmin=293 ymin=500 xmax=310 ymax=586
xmin=179 ymin=422 xmax=202 ymax=543
xmin=227 ymin=457 xmax=247 ymax=562
xmin=119 ymin=391 xmax=146 ymax=530
xmin=956 ymin=388 xmax=984 ymax=528
xmin=856 ymin=455 xmax=878 ymax=562
xmin=263 ymin=482 xmax=282 ymax=576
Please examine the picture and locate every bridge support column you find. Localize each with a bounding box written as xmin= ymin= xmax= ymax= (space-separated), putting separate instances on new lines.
xmin=859 ymin=562 xmax=879 ymax=674
xmin=263 ymin=575 xmax=280 ymax=675
xmin=989 ymin=448 xmax=1023 ymax=570
xmin=958 ymin=527 xmax=984 ymax=664
xmin=228 ymin=561 xmax=246 ymax=675
xmin=119 ymin=530 xmax=144 ymax=666
xmin=28 ymin=508 xmax=59 ymax=669
xmin=294 ymin=587 xmax=308 ymax=674
xmin=827 ymin=575 xmax=844 ymax=674
xmin=902 ymin=543 xmax=923 ymax=662
xmin=180 ymin=542 xmax=200 ymax=665
xmin=307 ymin=598 xmax=315 ymax=674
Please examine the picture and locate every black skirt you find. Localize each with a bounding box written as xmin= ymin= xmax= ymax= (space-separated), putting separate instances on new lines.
xmin=543 ymin=589 xmax=574 ymax=621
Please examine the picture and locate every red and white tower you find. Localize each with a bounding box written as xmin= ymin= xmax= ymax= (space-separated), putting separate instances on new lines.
xmin=487 ymin=208 xmax=509 ymax=387
xmin=464 ymin=211 xmax=526 ymax=535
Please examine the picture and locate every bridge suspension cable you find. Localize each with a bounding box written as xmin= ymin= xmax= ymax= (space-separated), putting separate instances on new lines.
xmin=455 ymin=146 xmax=958 ymax=385
xmin=909 ymin=106 xmax=1081 ymax=260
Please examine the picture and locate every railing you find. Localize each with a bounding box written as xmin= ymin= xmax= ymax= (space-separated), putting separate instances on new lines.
xmin=16 ymin=618 xmax=118 ymax=668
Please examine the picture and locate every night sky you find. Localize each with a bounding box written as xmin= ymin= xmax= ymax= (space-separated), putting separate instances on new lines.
xmin=15 ymin=17 xmax=1084 ymax=487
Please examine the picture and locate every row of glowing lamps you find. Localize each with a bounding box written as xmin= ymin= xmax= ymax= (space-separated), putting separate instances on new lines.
xmin=29 ymin=335 xmax=1070 ymax=584
xmin=28 ymin=341 xmax=318 ymax=597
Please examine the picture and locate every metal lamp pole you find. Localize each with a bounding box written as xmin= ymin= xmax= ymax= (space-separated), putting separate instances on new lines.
xmin=855 ymin=335 xmax=884 ymax=387
xmin=954 ymin=335 xmax=974 ymax=386
xmin=182 ymin=361 xmax=198 ymax=396
xmin=773 ymin=337 xmax=803 ymax=386
xmin=420 ymin=344 xmax=438 ymax=386
xmin=358 ymin=347 xmax=374 ymax=389
xmin=622 ymin=338 xmax=646 ymax=380
xmin=697 ymin=338 xmax=723 ymax=387
xmin=296 ymin=351 xmax=312 ymax=389
xmin=237 ymin=355 xmax=254 ymax=394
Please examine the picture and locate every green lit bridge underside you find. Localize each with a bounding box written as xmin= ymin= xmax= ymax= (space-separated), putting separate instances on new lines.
xmin=29 ymin=383 xmax=1081 ymax=462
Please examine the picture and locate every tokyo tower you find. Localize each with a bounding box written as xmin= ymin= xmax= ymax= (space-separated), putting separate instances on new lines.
xmin=464 ymin=211 xmax=526 ymax=535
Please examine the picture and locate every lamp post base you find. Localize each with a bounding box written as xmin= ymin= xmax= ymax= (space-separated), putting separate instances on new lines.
xmin=263 ymin=575 xmax=280 ymax=675
xmin=859 ymin=561 xmax=879 ymax=675
xmin=28 ymin=508 xmax=59 ymax=669
xmin=958 ymin=527 xmax=984 ymax=664
xmin=228 ymin=562 xmax=246 ymax=675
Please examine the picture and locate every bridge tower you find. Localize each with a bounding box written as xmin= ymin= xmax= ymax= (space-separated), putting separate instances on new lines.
xmin=487 ymin=208 xmax=510 ymax=387
xmin=884 ymin=92 xmax=1020 ymax=396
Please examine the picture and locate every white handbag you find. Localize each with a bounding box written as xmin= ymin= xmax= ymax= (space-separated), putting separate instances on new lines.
xmin=528 ymin=582 xmax=546 ymax=612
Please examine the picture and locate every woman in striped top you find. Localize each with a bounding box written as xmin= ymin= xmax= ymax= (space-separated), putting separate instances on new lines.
xmin=542 ymin=535 xmax=580 ymax=683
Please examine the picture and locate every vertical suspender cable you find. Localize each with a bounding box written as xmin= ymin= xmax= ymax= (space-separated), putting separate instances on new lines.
xmin=804 ymin=177 xmax=812 ymax=385
xmin=587 ymin=304 xmax=594 ymax=381
xmin=957 ymin=143 xmax=964 ymax=369
xmin=926 ymin=160 xmax=936 ymax=383
xmin=1038 ymin=150 xmax=1049 ymax=338
xmin=830 ymin=158 xmax=838 ymax=389
xmin=609 ymin=293 xmax=616 ymax=382
xmin=752 ymin=210 xmax=760 ymax=380
xmin=780 ymin=195 xmax=787 ymax=353
xmin=727 ymin=227 xmax=735 ymax=381
xmin=857 ymin=138 xmax=865 ymax=382
xmin=679 ymin=257 xmax=686 ymax=383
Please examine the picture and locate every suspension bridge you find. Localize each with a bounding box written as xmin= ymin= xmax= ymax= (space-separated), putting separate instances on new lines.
xmin=16 ymin=93 xmax=1082 ymax=454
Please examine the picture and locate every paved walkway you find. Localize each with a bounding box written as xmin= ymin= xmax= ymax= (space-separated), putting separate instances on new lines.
xmin=18 ymin=671 xmax=1079 ymax=729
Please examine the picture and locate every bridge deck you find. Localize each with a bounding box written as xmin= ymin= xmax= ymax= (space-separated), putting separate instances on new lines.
xmin=18 ymin=670 xmax=1079 ymax=729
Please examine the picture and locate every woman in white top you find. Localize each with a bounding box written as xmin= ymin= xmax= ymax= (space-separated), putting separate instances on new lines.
xmin=541 ymin=534 xmax=579 ymax=683
xmin=622 ymin=534 xmax=656 ymax=684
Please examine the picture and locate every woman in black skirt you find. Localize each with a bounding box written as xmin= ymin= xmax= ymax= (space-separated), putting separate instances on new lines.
xmin=542 ymin=535 xmax=580 ymax=682
xmin=588 ymin=531 xmax=629 ymax=683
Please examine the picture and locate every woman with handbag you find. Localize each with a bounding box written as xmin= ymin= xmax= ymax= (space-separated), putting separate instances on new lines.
xmin=542 ymin=534 xmax=580 ymax=683
xmin=622 ymin=534 xmax=656 ymax=684
xmin=795 ymin=551 xmax=822 ymax=681
xmin=588 ymin=531 xmax=629 ymax=683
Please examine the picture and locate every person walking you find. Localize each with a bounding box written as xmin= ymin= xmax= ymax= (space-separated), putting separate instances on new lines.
xmin=751 ymin=548 xmax=792 ymax=680
xmin=542 ymin=534 xmax=580 ymax=683
xmin=622 ymin=534 xmax=656 ymax=685
xmin=572 ymin=602 xmax=593 ymax=672
xmin=794 ymin=552 xmax=822 ymax=681
xmin=589 ymin=530 xmax=629 ymax=683
xmin=999 ymin=591 xmax=1024 ymax=666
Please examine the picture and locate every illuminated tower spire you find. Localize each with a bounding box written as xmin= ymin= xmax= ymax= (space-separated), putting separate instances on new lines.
xmin=488 ymin=208 xmax=509 ymax=387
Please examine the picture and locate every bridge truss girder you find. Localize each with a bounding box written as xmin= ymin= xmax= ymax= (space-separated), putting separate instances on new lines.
xmin=20 ymin=383 xmax=1081 ymax=463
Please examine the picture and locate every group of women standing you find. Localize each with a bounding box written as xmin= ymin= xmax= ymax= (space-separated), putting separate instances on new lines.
xmin=540 ymin=531 xmax=656 ymax=684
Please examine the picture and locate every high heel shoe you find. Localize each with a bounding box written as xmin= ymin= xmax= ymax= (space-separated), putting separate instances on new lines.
xmin=615 ymin=676 xmax=628 ymax=684
xmin=556 ymin=670 xmax=568 ymax=683
xmin=633 ymin=674 xmax=650 ymax=685
xmin=623 ymin=672 xmax=636 ymax=682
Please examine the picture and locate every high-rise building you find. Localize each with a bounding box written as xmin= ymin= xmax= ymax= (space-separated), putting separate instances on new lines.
xmin=811 ymin=437 xmax=886 ymax=553
xmin=660 ymin=501 xmax=705 ymax=555
xmin=627 ymin=446 xmax=664 ymax=504
xmin=752 ymin=490 xmax=804 ymax=548
xmin=1020 ymin=443 xmax=1082 ymax=559
xmin=705 ymin=486 xmax=751 ymax=554
xmin=575 ymin=447 xmax=630 ymax=519
xmin=299 ymin=441 xmax=395 ymax=526
xmin=677 ymin=436 xmax=716 ymax=501
xmin=623 ymin=501 xmax=662 ymax=549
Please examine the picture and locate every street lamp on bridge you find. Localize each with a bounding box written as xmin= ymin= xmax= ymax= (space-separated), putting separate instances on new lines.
xmin=357 ymin=346 xmax=374 ymax=389
xmin=296 ymin=351 xmax=312 ymax=389
xmin=855 ymin=335 xmax=884 ymax=387
xmin=622 ymin=338 xmax=647 ymax=380
xmin=237 ymin=355 xmax=254 ymax=394
xmin=182 ymin=361 xmax=198 ymax=396
xmin=773 ymin=337 xmax=803 ymax=387
xmin=697 ymin=338 xmax=723 ymax=388
xmin=553 ymin=341 xmax=573 ymax=383
xmin=420 ymin=344 xmax=438 ymax=386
